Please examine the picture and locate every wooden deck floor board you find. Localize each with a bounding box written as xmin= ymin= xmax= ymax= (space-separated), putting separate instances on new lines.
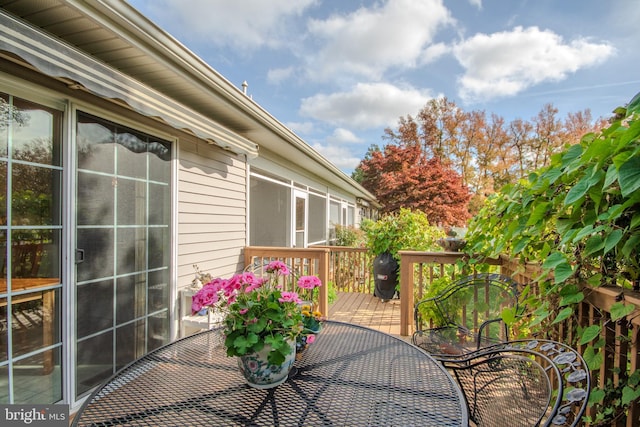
xmin=328 ymin=291 xmax=406 ymax=340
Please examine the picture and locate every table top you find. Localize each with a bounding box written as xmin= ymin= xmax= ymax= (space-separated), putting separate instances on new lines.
xmin=72 ymin=321 xmax=468 ymax=426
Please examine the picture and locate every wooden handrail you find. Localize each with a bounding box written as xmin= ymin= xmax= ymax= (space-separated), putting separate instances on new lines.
xmin=396 ymin=249 xmax=640 ymax=427
xmin=244 ymin=246 xmax=330 ymax=318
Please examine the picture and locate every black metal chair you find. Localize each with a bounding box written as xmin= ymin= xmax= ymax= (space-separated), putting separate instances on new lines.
xmin=412 ymin=273 xmax=520 ymax=360
xmin=441 ymin=339 xmax=590 ymax=427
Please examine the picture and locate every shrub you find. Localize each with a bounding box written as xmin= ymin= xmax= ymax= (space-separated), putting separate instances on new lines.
xmin=361 ymin=208 xmax=444 ymax=260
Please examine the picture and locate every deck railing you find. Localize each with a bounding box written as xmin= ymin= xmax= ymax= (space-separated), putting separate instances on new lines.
xmin=244 ymin=246 xmax=640 ymax=425
xmin=243 ymin=246 xmax=374 ymax=321
xmin=398 ymin=250 xmax=640 ymax=427
xmin=310 ymin=246 xmax=374 ymax=294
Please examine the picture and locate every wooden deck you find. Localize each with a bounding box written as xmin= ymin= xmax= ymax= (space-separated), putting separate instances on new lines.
xmin=328 ymin=291 xmax=407 ymax=340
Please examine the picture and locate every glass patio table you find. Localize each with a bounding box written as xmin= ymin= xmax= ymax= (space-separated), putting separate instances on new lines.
xmin=72 ymin=321 xmax=468 ymax=426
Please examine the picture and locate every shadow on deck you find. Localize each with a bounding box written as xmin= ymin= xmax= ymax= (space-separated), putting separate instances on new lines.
xmin=328 ymin=291 xmax=407 ymax=340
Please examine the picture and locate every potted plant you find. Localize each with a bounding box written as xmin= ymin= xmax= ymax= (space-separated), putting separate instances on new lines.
xmin=362 ymin=208 xmax=444 ymax=301
xmin=191 ymin=261 xmax=324 ymax=389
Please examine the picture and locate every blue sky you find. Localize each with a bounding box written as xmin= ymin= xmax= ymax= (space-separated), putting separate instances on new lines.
xmin=127 ymin=0 xmax=640 ymax=174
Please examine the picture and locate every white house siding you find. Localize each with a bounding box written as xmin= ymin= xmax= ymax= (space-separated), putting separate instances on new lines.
xmin=177 ymin=135 xmax=247 ymax=289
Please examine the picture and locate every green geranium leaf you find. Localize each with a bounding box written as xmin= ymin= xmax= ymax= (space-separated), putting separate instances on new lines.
xmin=610 ymin=302 xmax=636 ymax=321
xmin=619 ymin=156 xmax=640 ymax=198
xmin=552 ymin=307 xmax=574 ymax=324
xmin=233 ymin=333 xmax=259 ymax=355
xmin=579 ymin=325 xmax=601 ymax=345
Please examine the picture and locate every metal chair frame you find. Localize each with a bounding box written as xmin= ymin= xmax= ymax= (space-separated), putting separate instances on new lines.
xmin=441 ymin=339 xmax=590 ymax=427
xmin=412 ymin=273 xmax=520 ymax=360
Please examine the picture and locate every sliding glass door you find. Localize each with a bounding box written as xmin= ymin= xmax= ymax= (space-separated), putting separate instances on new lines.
xmin=75 ymin=112 xmax=171 ymax=398
xmin=0 ymin=94 xmax=63 ymax=404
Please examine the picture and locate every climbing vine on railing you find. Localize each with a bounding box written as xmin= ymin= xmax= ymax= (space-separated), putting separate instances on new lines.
xmin=464 ymin=92 xmax=640 ymax=425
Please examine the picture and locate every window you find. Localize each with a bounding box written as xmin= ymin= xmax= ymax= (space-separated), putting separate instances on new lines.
xmin=249 ymin=176 xmax=290 ymax=246
xmin=308 ymin=194 xmax=326 ymax=245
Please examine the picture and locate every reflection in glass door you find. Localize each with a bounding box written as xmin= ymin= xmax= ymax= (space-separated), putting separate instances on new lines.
xmin=0 ymin=93 xmax=63 ymax=404
xmin=293 ymin=191 xmax=307 ymax=248
xmin=75 ymin=112 xmax=171 ymax=399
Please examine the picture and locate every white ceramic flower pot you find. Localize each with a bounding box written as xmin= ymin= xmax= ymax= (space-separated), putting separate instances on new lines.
xmin=237 ymin=339 xmax=296 ymax=389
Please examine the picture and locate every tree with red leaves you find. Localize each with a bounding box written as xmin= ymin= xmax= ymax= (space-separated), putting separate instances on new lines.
xmin=356 ymin=142 xmax=471 ymax=227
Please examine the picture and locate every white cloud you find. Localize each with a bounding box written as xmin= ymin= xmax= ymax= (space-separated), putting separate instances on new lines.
xmin=453 ymin=26 xmax=615 ymax=102
xmin=311 ymin=142 xmax=362 ymax=171
xmin=286 ymin=121 xmax=315 ymax=135
xmin=299 ymin=82 xmax=433 ymax=129
xmin=327 ymin=128 xmax=363 ymax=144
xmin=468 ymin=0 xmax=482 ymax=9
xmin=144 ymin=0 xmax=317 ymax=49
xmin=267 ymin=67 xmax=295 ymax=84
xmin=305 ymin=0 xmax=454 ymax=81
xmin=420 ymin=42 xmax=451 ymax=65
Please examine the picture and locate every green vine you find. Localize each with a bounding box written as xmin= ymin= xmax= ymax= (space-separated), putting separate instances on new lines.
xmin=464 ymin=92 xmax=640 ymax=424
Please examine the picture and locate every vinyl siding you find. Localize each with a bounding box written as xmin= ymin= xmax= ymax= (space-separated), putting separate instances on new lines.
xmin=177 ymin=135 xmax=247 ymax=287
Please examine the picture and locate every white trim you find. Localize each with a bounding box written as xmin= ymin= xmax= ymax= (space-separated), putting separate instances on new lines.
xmin=170 ymin=128 xmax=179 ymax=342
xmin=65 ymin=101 xmax=77 ymax=410
xmin=292 ymin=190 xmax=308 ymax=248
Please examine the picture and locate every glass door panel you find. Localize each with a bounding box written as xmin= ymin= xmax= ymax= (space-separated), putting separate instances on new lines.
xmin=75 ymin=112 xmax=171 ymax=399
xmin=0 ymin=94 xmax=63 ymax=404
xmin=293 ymin=191 xmax=307 ymax=248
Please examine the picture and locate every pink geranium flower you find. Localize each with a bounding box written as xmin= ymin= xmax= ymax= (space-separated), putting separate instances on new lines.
xmin=297 ymin=275 xmax=322 ymax=290
xmin=266 ymin=260 xmax=290 ymax=276
xmin=278 ymin=291 xmax=301 ymax=304
xmin=191 ymin=262 xmax=323 ymax=361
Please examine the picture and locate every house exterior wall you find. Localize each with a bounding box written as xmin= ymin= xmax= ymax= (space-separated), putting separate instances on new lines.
xmin=0 ymin=1 xmax=377 ymax=409
xmin=176 ymin=135 xmax=247 ymax=287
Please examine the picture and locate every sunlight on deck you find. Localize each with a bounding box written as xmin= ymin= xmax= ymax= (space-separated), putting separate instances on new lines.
xmin=328 ymin=291 xmax=406 ymax=340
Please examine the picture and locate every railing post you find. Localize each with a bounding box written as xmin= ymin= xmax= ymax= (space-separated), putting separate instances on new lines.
xmin=628 ymin=327 xmax=640 ymax=427
xmin=318 ymin=249 xmax=329 ymax=320
xmin=399 ymin=252 xmax=413 ymax=337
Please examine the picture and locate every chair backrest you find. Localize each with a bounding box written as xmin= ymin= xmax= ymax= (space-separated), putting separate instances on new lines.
xmin=442 ymin=339 xmax=590 ymax=427
xmin=415 ymin=273 xmax=519 ymax=340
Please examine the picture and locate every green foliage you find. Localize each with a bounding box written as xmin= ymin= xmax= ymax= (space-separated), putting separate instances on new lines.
xmin=334 ymin=224 xmax=365 ymax=247
xmin=464 ymin=93 xmax=640 ymax=424
xmin=361 ymin=208 xmax=444 ymax=259
xmin=415 ymin=277 xmax=455 ymax=326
